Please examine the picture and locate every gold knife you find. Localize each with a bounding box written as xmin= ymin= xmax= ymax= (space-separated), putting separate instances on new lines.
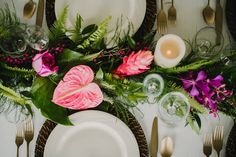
xmin=35 ymin=0 xmax=45 ymax=27
xmin=215 ymin=0 xmax=223 ymax=45
xmin=150 ymin=116 xmax=158 ymax=157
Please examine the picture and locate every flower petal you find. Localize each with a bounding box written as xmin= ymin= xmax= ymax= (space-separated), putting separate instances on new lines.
xmin=196 ymin=71 xmax=207 ymax=82
xmin=52 ymin=83 xmax=103 ymax=110
xmin=210 ymin=75 xmax=223 ymax=88
xmin=190 ymin=85 xmax=199 ymax=96
xmin=63 ymin=65 xmax=94 ymax=85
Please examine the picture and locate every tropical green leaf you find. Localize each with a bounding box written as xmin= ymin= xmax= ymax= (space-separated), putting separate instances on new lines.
xmin=186 ymin=115 xmax=201 ymax=134
xmin=95 ymin=68 xmax=104 ymax=80
xmin=31 ymin=77 xmax=72 ymax=125
xmin=48 ymin=6 xmax=68 ymax=45
xmin=0 ymin=83 xmax=29 ymax=105
xmin=0 ymin=3 xmax=20 ymax=40
xmin=69 ymin=14 xmax=83 ymax=43
xmin=77 ymin=16 xmax=111 ymax=49
xmin=151 ymin=60 xmax=215 ymax=74
xmin=0 ymin=83 xmax=33 ymax=122
xmin=166 ymin=81 xmax=206 ymax=114
xmin=57 ymin=48 xmax=101 ymax=66
xmin=0 ymin=63 xmax=35 ymax=78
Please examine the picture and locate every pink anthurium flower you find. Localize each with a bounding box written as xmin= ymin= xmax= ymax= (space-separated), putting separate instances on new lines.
xmin=52 ymin=65 xmax=103 ymax=110
xmin=32 ymin=51 xmax=59 ymax=77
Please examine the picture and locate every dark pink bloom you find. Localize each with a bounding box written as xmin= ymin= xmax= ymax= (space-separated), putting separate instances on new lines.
xmin=32 ymin=51 xmax=58 ymax=77
xmin=113 ymin=50 xmax=154 ymax=77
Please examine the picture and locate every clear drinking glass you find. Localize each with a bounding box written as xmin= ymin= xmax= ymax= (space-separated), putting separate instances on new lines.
xmin=143 ymin=74 xmax=164 ymax=104
xmin=0 ymin=24 xmax=27 ymax=53
xmin=157 ymin=92 xmax=190 ymax=127
xmin=24 ymin=25 xmax=49 ymax=51
xmin=193 ymin=26 xmax=224 ymax=59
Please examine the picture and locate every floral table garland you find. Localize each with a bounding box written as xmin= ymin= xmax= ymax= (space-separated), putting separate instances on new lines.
xmin=0 ymin=5 xmax=235 ymax=132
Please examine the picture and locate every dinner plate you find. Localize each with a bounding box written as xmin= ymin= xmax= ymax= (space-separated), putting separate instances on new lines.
xmin=226 ymin=0 xmax=236 ymax=41
xmin=54 ymin=0 xmax=146 ymax=46
xmin=43 ymin=110 xmax=140 ymax=157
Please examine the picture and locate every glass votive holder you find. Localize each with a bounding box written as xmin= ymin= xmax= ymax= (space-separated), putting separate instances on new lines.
xmin=157 ymin=91 xmax=190 ymax=127
xmin=143 ymin=73 xmax=164 ymax=104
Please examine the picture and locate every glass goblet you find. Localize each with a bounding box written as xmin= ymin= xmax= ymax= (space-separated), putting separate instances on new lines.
xmin=143 ymin=73 xmax=164 ymax=104
xmin=193 ymin=26 xmax=224 ymax=59
xmin=24 ymin=25 xmax=49 ymax=51
xmin=157 ymin=91 xmax=190 ymax=127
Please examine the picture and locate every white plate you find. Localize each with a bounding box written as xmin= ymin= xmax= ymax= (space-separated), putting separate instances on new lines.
xmin=55 ymin=0 xmax=146 ymax=46
xmin=44 ymin=110 xmax=140 ymax=157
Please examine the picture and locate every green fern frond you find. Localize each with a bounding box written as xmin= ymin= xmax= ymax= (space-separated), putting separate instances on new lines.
xmin=78 ymin=16 xmax=111 ymax=49
xmin=99 ymin=73 xmax=146 ymax=108
xmin=0 ymin=3 xmax=20 ymax=39
xmin=48 ymin=6 xmax=69 ymax=45
xmin=69 ymin=14 xmax=83 ymax=43
xmin=0 ymin=83 xmax=28 ymax=105
xmin=166 ymin=81 xmax=206 ymax=114
xmin=0 ymin=83 xmax=32 ymax=122
xmin=152 ymin=60 xmax=215 ymax=74
xmin=0 ymin=63 xmax=35 ymax=77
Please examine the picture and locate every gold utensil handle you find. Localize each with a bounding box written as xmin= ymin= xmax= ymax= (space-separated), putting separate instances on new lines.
xmin=150 ymin=117 xmax=158 ymax=157
xmin=36 ymin=0 xmax=45 ymax=27
xmin=215 ymin=0 xmax=223 ymax=45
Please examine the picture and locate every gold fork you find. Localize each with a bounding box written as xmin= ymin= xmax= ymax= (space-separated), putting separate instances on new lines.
xmin=168 ymin=0 xmax=177 ymax=24
xmin=213 ymin=125 xmax=224 ymax=157
xmin=24 ymin=118 xmax=34 ymax=157
xmin=203 ymin=134 xmax=212 ymax=157
xmin=157 ymin=0 xmax=167 ymax=34
xmin=15 ymin=125 xmax=24 ymax=157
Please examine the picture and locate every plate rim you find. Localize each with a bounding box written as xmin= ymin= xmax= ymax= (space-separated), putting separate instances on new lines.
xmin=45 ymin=0 xmax=157 ymax=41
xmin=35 ymin=107 xmax=149 ymax=157
xmin=43 ymin=110 xmax=139 ymax=157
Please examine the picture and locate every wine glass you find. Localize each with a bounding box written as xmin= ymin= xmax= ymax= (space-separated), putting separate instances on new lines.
xmin=193 ymin=26 xmax=224 ymax=59
xmin=143 ymin=73 xmax=164 ymax=104
xmin=24 ymin=25 xmax=49 ymax=51
xmin=0 ymin=24 xmax=27 ymax=53
xmin=157 ymin=91 xmax=190 ymax=127
xmin=220 ymin=42 xmax=236 ymax=66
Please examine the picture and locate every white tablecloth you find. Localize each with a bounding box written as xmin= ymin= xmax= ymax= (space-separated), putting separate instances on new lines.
xmin=0 ymin=0 xmax=234 ymax=156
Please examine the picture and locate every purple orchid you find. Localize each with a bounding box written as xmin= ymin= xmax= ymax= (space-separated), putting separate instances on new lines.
xmin=199 ymin=75 xmax=224 ymax=94
xmin=196 ymin=92 xmax=217 ymax=112
xmin=181 ymin=71 xmax=207 ymax=96
xmin=213 ymin=84 xmax=233 ymax=101
xmin=181 ymin=70 xmax=233 ymax=114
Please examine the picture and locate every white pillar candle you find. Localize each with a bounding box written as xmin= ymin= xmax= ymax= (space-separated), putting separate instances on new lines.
xmin=154 ymin=34 xmax=186 ymax=68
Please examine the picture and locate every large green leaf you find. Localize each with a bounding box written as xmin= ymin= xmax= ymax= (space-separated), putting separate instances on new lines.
xmin=31 ymin=77 xmax=72 ymax=125
xmin=57 ymin=49 xmax=101 ymax=69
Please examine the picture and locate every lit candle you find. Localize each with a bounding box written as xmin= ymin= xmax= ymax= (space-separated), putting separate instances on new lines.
xmin=154 ymin=34 xmax=186 ymax=68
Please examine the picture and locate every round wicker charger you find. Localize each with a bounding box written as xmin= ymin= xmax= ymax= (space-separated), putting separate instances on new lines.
xmin=226 ymin=122 xmax=236 ymax=157
xmin=226 ymin=0 xmax=236 ymax=41
xmin=35 ymin=108 xmax=149 ymax=157
xmin=45 ymin=0 xmax=157 ymax=39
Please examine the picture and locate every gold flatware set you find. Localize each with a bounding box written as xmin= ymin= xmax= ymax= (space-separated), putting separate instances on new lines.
xmin=203 ymin=126 xmax=224 ymax=157
xmin=150 ymin=116 xmax=174 ymax=157
xmin=23 ymin=0 xmax=45 ymax=27
xmin=15 ymin=118 xmax=34 ymax=157
xmin=157 ymin=0 xmax=177 ymax=34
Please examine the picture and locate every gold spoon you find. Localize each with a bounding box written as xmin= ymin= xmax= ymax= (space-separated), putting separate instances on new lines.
xmin=202 ymin=0 xmax=215 ymax=25
xmin=23 ymin=0 xmax=36 ymax=20
xmin=160 ymin=136 xmax=174 ymax=157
